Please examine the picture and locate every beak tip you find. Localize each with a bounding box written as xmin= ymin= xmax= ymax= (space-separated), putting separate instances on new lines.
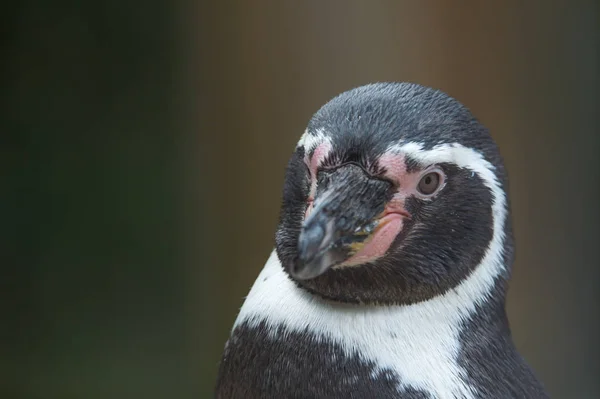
xmin=289 ymin=258 xmax=327 ymax=280
xmin=290 ymin=246 xmax=346 ymax=280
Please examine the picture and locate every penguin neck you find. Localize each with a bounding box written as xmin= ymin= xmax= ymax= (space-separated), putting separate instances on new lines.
xmin=229 ymin=250 xmax=516 ymax=398
xmin=234 ymin=249 xmax=512 ymax=353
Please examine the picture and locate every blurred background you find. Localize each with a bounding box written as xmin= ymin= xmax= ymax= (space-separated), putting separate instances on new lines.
xmin=3 ymin=1 xmax=598 ymax=398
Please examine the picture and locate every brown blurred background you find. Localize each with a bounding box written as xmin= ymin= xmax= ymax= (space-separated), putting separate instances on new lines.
xmin=3 ymin=1 xmax=598 ymax=398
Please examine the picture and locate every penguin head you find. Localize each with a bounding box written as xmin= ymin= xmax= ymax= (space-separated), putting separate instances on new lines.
xmin=275 ymin=82 xmax=513 ymax=305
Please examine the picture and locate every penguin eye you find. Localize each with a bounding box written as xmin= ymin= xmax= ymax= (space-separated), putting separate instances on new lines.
xmin=417 ymin=172 xmax=441 ymax=195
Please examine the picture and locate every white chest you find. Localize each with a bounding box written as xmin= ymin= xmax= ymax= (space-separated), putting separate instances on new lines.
xmin=233 ymin=250 xmax=505 ymax=399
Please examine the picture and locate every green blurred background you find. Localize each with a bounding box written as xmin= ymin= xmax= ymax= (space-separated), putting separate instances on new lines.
xmin=3 ymin=1 xmax=598 ymax=398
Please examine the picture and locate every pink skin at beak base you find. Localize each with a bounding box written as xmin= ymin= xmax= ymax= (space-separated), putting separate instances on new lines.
xmin=339 ymin=151 xmax=413 ymax=267
xmin=303 ymin=149 xmax=415 ymax=269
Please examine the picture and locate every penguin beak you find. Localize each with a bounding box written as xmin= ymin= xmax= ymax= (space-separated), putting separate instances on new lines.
xmin=291 ymin=164 xmax=392 ymax=280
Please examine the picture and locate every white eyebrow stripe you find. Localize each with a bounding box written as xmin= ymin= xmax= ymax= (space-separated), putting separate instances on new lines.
xmin=297 ymin=128 xmax=331 ymax=152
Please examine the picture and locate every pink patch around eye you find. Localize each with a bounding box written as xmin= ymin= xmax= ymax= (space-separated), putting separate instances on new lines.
xmin=305 ymin=141 xmax=332 ymax=199
xmin=378 ymin=153 xmax=407 ymax=184
xmin=379 ymin=151 xmax=428 ymax=198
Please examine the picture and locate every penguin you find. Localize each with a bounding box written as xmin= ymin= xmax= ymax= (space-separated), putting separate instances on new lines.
xmin=215 ymin=82 xmax=548 ymax=398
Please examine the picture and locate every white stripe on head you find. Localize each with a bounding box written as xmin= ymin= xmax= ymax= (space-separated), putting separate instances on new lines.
xmin=234 ymin=142 xmax=507 ymax=398
xmin=297 ymin=128 xmax=329 ymax=151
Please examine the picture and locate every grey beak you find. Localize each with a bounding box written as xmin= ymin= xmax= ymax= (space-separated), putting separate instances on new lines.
xmin=289 ymin=164 xmax=392 ymax=280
